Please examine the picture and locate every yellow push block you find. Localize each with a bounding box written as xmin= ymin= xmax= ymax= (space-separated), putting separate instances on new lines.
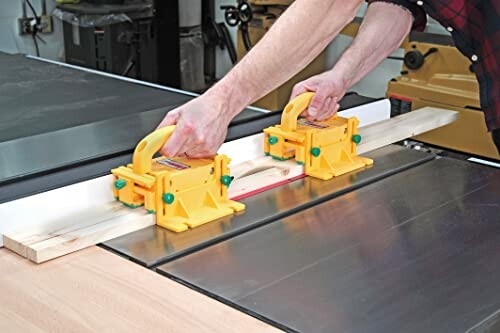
xmin=264 ymin=92 xmax=373 ymax=180
xmin=111 ymin=126 xmax=245 ymax=233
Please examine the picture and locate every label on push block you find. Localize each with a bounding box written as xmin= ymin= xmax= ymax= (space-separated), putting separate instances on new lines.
xmin=157 ymin=158 xmax=191 ymax=170
xmin=298 ymin=119 xmax=329 ymax=129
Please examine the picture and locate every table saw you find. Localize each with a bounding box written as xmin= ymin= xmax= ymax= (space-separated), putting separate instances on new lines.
xmin=1 ymin=52 xmax=499 ymax=333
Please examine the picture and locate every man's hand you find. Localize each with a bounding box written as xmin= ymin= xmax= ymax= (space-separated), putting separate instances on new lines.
xmin=290 ymin=71 xmax=346 ymax=121
xmin=157 ymin=94 xmax=232 ymax=159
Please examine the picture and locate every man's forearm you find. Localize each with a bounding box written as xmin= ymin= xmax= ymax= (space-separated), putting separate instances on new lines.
xmin=208 ymin=0 xmax=363 ymax=117
xmin=331 ymin=2 xmax=413 ymax=91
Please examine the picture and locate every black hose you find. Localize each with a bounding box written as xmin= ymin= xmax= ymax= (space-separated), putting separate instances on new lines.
xmin=241 ymin=24 xmax=252 ymax=51
xmin=219 ymin=23 xmax=237 ymax=64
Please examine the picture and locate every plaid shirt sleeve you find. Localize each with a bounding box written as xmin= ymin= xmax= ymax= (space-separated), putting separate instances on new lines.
xmin=366 ymin=0 xmax=427 ymax=31
xmin=364 ymin=0 xmax=500 ymax=132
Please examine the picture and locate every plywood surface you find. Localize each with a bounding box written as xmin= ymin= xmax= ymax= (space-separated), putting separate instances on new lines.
xmin=0 ymin=247 xmax=279 ymax=333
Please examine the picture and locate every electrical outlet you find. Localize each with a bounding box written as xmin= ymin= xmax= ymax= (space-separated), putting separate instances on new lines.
xmin=18 ymin=15 xmax=53 ymax=35
xmin=19 ymin=17 xmax=36 ymax=35
xmin=39 ymin=15 xmax=53 ymax=33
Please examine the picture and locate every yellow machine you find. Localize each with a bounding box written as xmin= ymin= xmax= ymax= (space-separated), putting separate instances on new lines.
xmin=111 ymin=126 xmax=245 ymax=233
xmin=387 ymin=40 xmax=499 ymax=160
xmin=264 ymin=92 xmax=373 ymax=180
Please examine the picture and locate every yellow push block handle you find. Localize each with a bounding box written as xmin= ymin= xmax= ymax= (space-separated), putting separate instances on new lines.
xmin=133 ymin=125 xmax=175 ymax=174
xmin=281 ymin=92 xmax=315 ymax=132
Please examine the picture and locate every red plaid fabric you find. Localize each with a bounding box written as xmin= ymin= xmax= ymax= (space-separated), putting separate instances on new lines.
xmin=367 ymin=0 xmax=500 ymax=131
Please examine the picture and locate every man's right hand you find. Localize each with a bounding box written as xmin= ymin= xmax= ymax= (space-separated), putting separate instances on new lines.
xmin=290 ymin=70 xmax=347 ymax=121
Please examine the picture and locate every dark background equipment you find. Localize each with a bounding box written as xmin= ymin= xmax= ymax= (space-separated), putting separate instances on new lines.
xmin=57 ymin=0 xmax=181 ymax=87
xmin=57 ymin=0 xmax=238 ymax=92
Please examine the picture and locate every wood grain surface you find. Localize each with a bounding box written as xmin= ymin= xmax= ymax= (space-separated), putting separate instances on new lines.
xmin=357 ymin=107 xmax=458 ymax=154
xmin=3 ymin=205 xmax=155 ymax=263
xmin=0 ymin=247 xmax=279 ymax=333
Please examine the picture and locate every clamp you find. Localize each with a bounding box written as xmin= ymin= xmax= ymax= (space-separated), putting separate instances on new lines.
xmin=111 ymin=126 xmax=245 ymax=233
xmin=264 ymin=92 xmax=373 ymax=180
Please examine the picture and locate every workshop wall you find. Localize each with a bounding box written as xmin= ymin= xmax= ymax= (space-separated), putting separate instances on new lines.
xmin=0 ymin=0 xmax=64 ymax=60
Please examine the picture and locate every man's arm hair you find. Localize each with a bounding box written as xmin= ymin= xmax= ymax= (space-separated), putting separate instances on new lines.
xmin=330 ymin=2 xmax=414 ymax=91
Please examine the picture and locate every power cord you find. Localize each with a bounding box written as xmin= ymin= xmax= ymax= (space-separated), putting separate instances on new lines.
xmin=25 ymin=0 xmax=41 ymax=57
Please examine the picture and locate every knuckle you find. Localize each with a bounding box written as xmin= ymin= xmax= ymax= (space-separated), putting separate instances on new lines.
xmin=166 ymin=110 xmax=180 ymax=119
xmin=304 ymin=83 xmax=317 ymax=91
xmin=183 ymin=123 xmax=194 ymax=134
xmin=194 ymin=135 xmax=205 ymax=145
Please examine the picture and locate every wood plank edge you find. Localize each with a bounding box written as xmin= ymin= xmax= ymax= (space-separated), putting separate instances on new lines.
xmin=2 ymin=234 xmax=28 ymax=258
xmin=26 ymin=215 xmax=155 ymax=263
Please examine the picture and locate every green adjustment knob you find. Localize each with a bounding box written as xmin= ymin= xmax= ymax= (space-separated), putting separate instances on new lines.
xmin=268 ymin=136 xmax=279 ymax=145
xmin=310 ymin=147 xmax=321 ymax=157
xmin=221 ymin=175 xmax=233 ymax=187
xmin=162 ymin=193 xmax=175 ymax=205
xmin=114 ymin=179 xmax=127 ymax=190
xmin=352 ymin=134 xmax=362 ymax=144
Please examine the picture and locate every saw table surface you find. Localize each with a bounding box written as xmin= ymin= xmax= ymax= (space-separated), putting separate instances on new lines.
xmin=0 ymin=52 xmax=188 ymax=143
xmin=0 ymin=246 xmax=278 ymax=333
xmin=157 ymin=156 xmax=500 ymax=333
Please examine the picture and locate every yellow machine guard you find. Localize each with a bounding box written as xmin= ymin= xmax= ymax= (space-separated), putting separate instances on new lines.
xmin=111 ymin=126 xmax=245 ymax=233
xmin=264 ymin=92 xmax=373 ymax=180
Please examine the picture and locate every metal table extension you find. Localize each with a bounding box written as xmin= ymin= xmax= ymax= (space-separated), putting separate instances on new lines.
xmin=158 ymin=157 xmax=500 ymax=333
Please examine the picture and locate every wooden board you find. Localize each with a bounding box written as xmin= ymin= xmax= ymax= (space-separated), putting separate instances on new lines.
xmin=357 ymin=107 xmax=459 ymax=154
xmin=3 ymin=105 xmax=458 ymax=264
xmin=3 ymin=204 xmax=155 ymax=263
xmin=0 ymin=246 xmax=278 ymax=332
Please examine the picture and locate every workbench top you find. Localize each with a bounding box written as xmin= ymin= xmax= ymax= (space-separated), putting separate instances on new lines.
xmin=0 ymin=247 xmax=278 ymax=332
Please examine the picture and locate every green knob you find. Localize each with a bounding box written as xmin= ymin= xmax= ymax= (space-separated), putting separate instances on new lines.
xmin=311 ymin=147 xmax=321 ymax=157
xmin=268 ymin=136 xmax=279 ymax=145
xmin=114 ymin=179 xmax=127 ymax=190
xmin=352 ymin=134 xmax=362 ymax=144
xmin=221 ymin=175 xmax=233 ymax=187
xmin=162 ymin=193 xmax=175 ymax=204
